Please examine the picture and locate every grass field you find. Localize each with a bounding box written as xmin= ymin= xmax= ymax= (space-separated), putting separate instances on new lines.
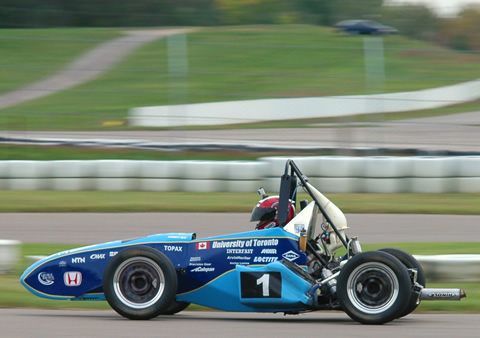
xmin=2 ymin=242 xmax=478 ymax=312
xmin=2 ymin=25 xmax=480 ymax=130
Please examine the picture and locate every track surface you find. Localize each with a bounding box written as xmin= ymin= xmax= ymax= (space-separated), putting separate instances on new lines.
xmin=2 ymin=212 xmax=478 ymax=244
xmin=3 ymin=110 xmax=480 ymax=152
xmin=1 ymin=309 xmax=479 ymax=337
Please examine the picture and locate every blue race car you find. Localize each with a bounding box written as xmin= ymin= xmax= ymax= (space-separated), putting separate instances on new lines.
xmin=21 ymin=160 xmax=465 ymax=324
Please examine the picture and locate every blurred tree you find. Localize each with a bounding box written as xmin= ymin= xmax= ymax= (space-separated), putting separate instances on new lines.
xmin=0 ymin=0 xmax=218 ymax=27
xmin=214 ymin=0 xmax=293 ymax=25
xmin=294 ymin=0 xmax=383 ymax=25
xmin=380 ymin=4 xmax=439 ymax=42
xmin=438 ymin=5 xmax=480 ymax=51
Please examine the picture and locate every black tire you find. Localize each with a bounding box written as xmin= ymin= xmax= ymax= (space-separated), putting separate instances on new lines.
xmin=103 ymin=246 xmax=177 ymax=320
xmin=378 ymin=248 xmax=426 ymax=317
xmin=337 ymin=251 xmax=411 ymax=325
xmin=161 ymin=301 xmax=190 ymax=315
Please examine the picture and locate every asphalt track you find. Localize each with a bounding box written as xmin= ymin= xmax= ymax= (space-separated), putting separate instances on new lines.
xmin=1 ymin=309 xmax=479 ymax=338
xmin=2 ymin=213 xmax=479 ymax=244
xmin=3 ymin=110 xmax=480 ymax=153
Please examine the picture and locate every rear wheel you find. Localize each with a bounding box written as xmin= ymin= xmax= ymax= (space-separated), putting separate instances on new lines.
xmin=337 ymin=251 xmax=411 ymax=325
xmin=378 ymin=248 xmax=426 ymax=317
xmin=103 ymin=246 xmax=177 ymax=320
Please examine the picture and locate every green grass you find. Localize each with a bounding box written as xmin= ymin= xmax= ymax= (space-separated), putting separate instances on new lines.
xmin=2 ymin=25 xmax=480 ymax=130
xmin=2 ymin=242 xmax=477 ymax=312
xmin=0 ymin=144 xmax=271 ymax=161
xmin=0 ymin=28 xmax=121 ymax=93
xmin=0 ymin=190 xmax=479 ymax=214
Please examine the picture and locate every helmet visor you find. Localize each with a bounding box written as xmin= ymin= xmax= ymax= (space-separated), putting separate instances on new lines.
xmin=250 ymin=205 xmax=276 ymax=222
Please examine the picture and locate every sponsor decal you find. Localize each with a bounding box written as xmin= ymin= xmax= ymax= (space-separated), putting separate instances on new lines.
xmin=109 ymin=251 xmax=118 ymax=257
xmin=167 ymin=235 xmax=189 ymax=240
xmin=212 ymin=238 xmax=279 ymax=250
xmin=282 ymin=250 xmax=300 ymax=262
xmin=253 ymin=256 xmax=278 ymax=263
xmin=260 ymin=248 xmax=277 ymax=254
xmin=227 ymin=256 xmax=251 ymax=261
xmin=59 ymin=260 xmax=67 ymax=267
xmin=427 ymin=292 xmax=457 ymax=298
xmin=71 ymin=257 xmax=85 ymax=264
xmin=38 ymin=272 xmax=55 ymax=286
xmin=226 ymin=248 xmax=253 ymax=254
xmin=212 ymin=240 xmax=246 ymax=249
xmin=196 ymin=242 xmax=210 ymax=250
xmin=189 ymin=257 xmax=201 ymax=262
xmin=189 ymin=262 xmax=213 ymax=267
xmin=190 ymin=266 xmax=215 ymax=272
xmin=252 ymin=239 xmax=278 ymax=247
xmin=90 ymin=253 xmax=106 ymax=260
xmin=64 ymin=271 xmax=82 ymax=286
xmin=163 ymin=245 xmax=182 ymax=252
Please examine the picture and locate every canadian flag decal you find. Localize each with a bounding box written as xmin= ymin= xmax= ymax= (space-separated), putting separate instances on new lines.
xmin=196 ymin=242 xmax=210 ymax=250
xmin=64 ymin=271 xmax=82 ymax=286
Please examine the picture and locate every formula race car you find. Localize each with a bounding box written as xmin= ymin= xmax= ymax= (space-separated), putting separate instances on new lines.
xmin=21 ymin=160 xmax=466 ymax=324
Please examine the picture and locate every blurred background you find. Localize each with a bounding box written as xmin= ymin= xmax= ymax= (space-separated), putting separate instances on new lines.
xmin=1 ymin=0 xmax=480 ymax=137
xmin=1 ymin=0 xmax=480 ymax=315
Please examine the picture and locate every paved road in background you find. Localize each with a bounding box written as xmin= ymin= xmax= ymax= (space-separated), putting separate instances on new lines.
xmin=1 ymin=309 xmax=479 ymax=338
xmin=0 ymin=29 xmax=195 ymax=110
xmin=2 ymin=213 xmax=478 ymax=244
xmin=3 ymin=110 xmax=480 ymax=152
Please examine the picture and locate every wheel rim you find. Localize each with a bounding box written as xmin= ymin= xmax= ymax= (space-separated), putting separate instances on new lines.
xmin=113 ymin=257 xmax=166 ymax=309
xmin=346 ymin=262 xmax=399 ymax=315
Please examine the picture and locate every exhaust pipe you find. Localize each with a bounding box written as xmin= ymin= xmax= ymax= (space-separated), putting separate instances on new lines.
xmin=420 ymin=288 xmax=466 ymax=301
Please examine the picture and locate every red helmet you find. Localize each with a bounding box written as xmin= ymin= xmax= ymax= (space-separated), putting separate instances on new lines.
xmin=250 ymin=196 xmax=295 ymax=230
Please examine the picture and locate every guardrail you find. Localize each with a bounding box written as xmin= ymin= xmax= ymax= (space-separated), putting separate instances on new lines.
xmin=1 ymin=156 xmax=480 ymax=193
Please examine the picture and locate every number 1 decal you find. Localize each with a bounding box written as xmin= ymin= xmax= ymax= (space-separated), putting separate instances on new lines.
xmin=256 ymin=274 xmax=270 ymax=297
xmin=240 ymin=272 xmax=281 ymax=298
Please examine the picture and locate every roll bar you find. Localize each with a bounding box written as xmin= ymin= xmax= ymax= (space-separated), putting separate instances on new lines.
xmin=278 ymin=159 xmax=350 ymax=250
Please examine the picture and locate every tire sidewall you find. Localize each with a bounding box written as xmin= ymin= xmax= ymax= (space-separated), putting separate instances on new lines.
xmin=337 ymin=251 xmax=411 ymax=325
xmin=103 ymin=246 xmax=177 ymax=320
xmin=378 ymin=247 xmax=426 ymax=317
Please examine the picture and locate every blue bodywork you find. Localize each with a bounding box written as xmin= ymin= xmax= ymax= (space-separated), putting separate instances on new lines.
xmin=21 ymin=227 xmax=315 ymax=312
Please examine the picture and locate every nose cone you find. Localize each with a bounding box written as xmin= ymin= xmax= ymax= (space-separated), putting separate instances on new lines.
xmin=20 ymin=259 xmax=54 ymax=299
xmin=20 ymin=257 xmax=68 ymax=300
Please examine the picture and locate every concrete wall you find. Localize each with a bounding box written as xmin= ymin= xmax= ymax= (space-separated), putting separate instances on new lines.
xmin=1 ymin=156 xmax=480 ymax=192
xmin=129 ymin=79 xmax=480 ymax=127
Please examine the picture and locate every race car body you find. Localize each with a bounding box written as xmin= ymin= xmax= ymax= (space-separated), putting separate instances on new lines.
xmin=21 ymin=159 xmax=466 ymax=324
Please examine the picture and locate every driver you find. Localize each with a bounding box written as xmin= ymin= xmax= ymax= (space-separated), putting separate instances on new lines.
xmin=250 ymin=194 xmax=295 ymax=230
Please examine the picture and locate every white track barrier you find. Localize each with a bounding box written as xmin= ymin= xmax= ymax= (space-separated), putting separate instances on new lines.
xmin=129 ymin=79 xmax=480 ymax=127
xmin=415 ymin=255 xmax=480 ymax=282
xmin=456 ymin=156 xmax=480 ymax=193
xmin=0 ymin=239 xmax=21 ymax=274
xmin=1 ymin=156 xmax=480 ymax=192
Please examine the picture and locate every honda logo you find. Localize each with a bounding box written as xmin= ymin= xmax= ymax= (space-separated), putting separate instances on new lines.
xmin=64 ymin=271 xmax=82 ymax=286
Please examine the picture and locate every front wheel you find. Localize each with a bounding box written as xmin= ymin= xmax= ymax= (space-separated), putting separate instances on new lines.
xmin=103 ymin=246 xmax=177 ymax=320
xmin=337 ymin=251 xmax=411 ymax=325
